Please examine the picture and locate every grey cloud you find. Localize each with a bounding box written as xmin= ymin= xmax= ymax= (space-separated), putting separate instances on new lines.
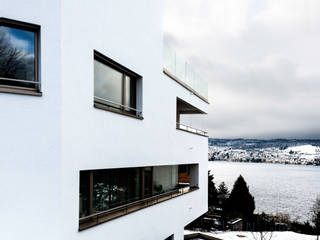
xmin=164 ymin=0 xmax=320 ymax=139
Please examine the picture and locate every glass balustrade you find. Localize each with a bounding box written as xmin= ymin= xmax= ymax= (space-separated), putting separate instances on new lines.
xmin=163 ymin=43 xmax=208 ymax=101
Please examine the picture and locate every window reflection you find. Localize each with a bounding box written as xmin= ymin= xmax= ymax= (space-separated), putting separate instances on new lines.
xmin=0 ymin=25 xmax=36 ymax=88
xmin=79 ymin=165 xmax=196 ymax=218
xmin=153 ymin=166 xmax=178 ymax=195
xmin=94 ymin=61 xmax=123 ymax=109
xmin=93 ymin=51 xmax=139 ymax=115
xmin=92 ymin=168 xmax=141 ymax=214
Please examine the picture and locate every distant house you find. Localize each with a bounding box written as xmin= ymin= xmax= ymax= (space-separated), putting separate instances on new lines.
xmin=227 ymin=218 xmax=243 ymax=231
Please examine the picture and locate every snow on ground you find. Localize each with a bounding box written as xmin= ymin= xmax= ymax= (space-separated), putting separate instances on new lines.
xmin=184 ymin=230 xmax=317 ymax=240
xmin=212 ymin=231 xmax=316 ymax=240
xmin=285 ymin=145 xmax=318 ymax=155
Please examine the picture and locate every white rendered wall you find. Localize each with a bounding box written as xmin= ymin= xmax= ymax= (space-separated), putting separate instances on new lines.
xmin=0 ymin=0 xmax=62 ymax=239
xmin=60 ymin=0 xmax=208 ymax=238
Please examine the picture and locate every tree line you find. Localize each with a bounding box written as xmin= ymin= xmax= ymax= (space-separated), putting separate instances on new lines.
xmin=208 ymin=171 xmax=320 ymax=238
xmin=188 ymin=171 xmax=320 ymax=239
xmin=209 ymin=171 xmax=255 ymax=229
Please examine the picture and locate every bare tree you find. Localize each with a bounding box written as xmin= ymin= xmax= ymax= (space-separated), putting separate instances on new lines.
xmin=251 ymin=231 xmax=273 ymax=240
xmin=250 ymin=214 xmax=274 ymax=240
xmin=0 ymin=30 xmax=31 ymax=81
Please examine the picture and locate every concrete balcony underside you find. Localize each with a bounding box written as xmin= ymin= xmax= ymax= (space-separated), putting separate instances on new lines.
xmin=176 ymin=97 xmax=208 ymax=137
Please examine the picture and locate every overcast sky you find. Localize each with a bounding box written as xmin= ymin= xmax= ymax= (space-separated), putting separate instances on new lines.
xmin=164 ymin=0 xmax=320 ymax=139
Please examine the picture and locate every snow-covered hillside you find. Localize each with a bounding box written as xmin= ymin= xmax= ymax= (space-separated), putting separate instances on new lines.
xmin=209 ymin=144 xmax=320 ymax=165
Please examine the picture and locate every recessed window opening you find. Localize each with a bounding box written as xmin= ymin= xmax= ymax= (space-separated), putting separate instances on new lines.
xmin=79 ymin=164 xmax=199 ymax=229
xmin=94 ymin=50 xmax=142 ymax=118
xmin=0 ymin=18 xmax=40 ymax=94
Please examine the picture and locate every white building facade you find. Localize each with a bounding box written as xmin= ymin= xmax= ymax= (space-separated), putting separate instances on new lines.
xmin=0 ymin=0 xmax=209 ymax=239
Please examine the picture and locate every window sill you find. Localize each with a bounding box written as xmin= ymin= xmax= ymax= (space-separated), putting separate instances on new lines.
xmin=0 ymin=85 xmax=42 ymax=97
xmin=94 ymin=102 xmax=143 ymax=120
xmin=79 ymin=186 xmax=199 ymax=231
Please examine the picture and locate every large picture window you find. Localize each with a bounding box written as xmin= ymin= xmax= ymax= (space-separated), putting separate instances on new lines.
xmin=79 ymin=164 xmax=199 ymax=230
xmin=94 ymin=50 xmax=142 ymax=119
xmin=0 ymin=18 xmax=40 ymax=95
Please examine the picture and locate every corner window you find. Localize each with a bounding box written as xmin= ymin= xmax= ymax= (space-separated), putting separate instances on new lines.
xmin=94 ymin=50 xmax=142 ymax=119
xmin=0 ymin=18 xmax=40 ymax=96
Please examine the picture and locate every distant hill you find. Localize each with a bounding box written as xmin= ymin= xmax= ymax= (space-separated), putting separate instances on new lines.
xmin=208 ymin=138 xmax=320 ymax=150
xmin=208 ymin=138 xmax=320 ymax=165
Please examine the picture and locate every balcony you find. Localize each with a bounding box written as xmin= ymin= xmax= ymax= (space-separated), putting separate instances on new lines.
xmin=163 ymin=43 xmax=208 ymax=103
xmin=176 ymin=98 xmax=208 ymax=137
xmin=176 ymin=123 xmax=208 ymax=137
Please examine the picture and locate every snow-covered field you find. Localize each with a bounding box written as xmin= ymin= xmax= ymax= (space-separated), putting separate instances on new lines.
xmin=184 ymin=230 xmax=317 ymax=240
xmin=285 ymin=145 xmax=318 ymax=155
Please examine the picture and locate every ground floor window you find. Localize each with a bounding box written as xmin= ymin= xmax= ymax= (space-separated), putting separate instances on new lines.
xmin=79 ymin=164 xmax=198 ymax=219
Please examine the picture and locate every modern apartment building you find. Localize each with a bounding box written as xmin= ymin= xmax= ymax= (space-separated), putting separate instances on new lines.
xmin=0 ymin=1 xmax=209 ymax=239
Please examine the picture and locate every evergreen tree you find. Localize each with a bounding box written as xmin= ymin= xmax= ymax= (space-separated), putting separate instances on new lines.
xmin=311 ymin=197 xmax=320 ymax=240
xmin=208 ymin=171 xmax=218 ymax=206
xmin=226 ymin=175 xmax=255 ymax=220
xmin=218 ymin=182 xmax=229 ymax=195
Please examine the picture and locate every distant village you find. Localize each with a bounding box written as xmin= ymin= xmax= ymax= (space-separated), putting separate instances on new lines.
xmin=209 ymin=145 xmax=320 ymax=165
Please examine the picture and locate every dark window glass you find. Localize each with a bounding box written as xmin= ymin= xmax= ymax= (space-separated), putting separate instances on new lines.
xmin=92 ymin=168 xmax=141 ymax=214
xmin=79 ymin=171 xmax=91 ymax=218
xmin=0 ymin=20 xmax=39 ymax=90
xmin=144 ymin=167 xmax=153 ymax=198
xmin=79 ymin=165 xmax=196 ymax=219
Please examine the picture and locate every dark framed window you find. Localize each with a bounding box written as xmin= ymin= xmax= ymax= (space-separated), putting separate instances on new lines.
xmin=79 ymin=164 xmax=199 ymax=230
xmin=94 ymin=50 xmax=142 ymax=119
xmin=80 ymin=168 xmax=142 ymax=218
xmin=0 ymin=18 xmax=41 ymax=96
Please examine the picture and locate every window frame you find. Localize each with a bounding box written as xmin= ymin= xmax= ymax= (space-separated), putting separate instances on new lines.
xmin=93 ymin=50 xmax=143 ymax=119
xmin=79 ymin=164 xmax=199 ymax=231
xmin=0 ymin=17 xmax=41 ymax=96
